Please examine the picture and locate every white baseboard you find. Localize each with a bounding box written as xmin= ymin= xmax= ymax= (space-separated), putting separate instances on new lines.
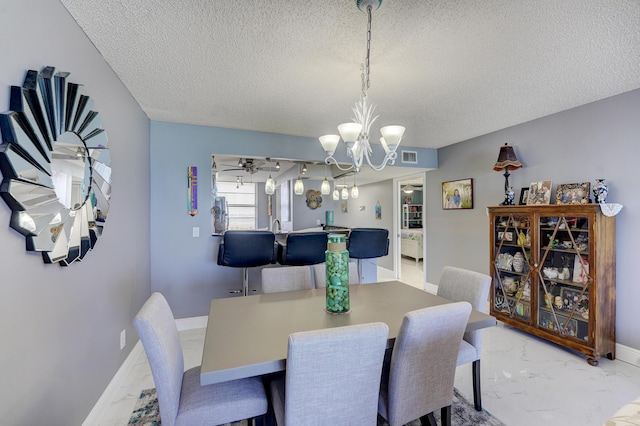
xmin=83 ymin=340 xmax=143 ymax=426
xmin=176 ymin=315 xmax=208 ymax=331
xmin=616 ymin=343 xmax=640 ymax=368
xmin=83 ymin=316 xmax=208 ymax=425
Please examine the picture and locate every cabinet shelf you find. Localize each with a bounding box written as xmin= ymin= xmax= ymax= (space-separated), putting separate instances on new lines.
xmin=402 ymin=204 xmax=422 ymax=229
xmin=489 ymin=205 xmax=616 ymax=366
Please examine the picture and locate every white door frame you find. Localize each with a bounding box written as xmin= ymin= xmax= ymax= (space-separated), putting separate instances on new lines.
xmin=393 ymin=172 xmax=427 ymax=286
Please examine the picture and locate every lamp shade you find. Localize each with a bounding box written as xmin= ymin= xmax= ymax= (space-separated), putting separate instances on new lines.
xmin=380 ymin=125 xmax=405 ymax=151
xmin=294 ymin=178 xmax=304 ymax=195
xmin=341 ymin=186 xmax=349 ymax=199
xmin=321 ymin=178 xmax=331 ymax=195
xmin=493 ymin=143 xmax=523 ymax=171
xmin=319 ymin=134 xmax=340 ymax=156
xmin=338 ymin=122 xmax=362 ymax=142
xmin=351 ymin=184 xmax=359 ymax=199
xmin=265 ymin=175 xmax=275 ymax=195
xmin=333 ymin=188 xmax=340 ymax=201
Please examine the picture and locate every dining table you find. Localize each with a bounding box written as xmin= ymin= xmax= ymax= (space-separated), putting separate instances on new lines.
xmin=200 ymin=280 xmax=496 ymax=385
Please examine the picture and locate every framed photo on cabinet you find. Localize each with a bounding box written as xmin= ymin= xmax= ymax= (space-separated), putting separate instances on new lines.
xmin=556 ymin=182 xmax=590 ymax=204
xmin=526 ymin=180 xmax=552 ymax=205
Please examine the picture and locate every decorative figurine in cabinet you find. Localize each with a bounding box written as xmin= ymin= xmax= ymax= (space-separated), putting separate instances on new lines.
xmin=489 ymin=205 xmax=615 ymax=366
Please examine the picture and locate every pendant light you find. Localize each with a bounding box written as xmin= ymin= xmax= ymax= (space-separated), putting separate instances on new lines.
xmin=265 ymin=158 xmax=275 ymax=195
xmin=351 ymin=173 xmax=359 ymax=199
xmin=294 ymin=163 xmax=304 ymax=195
xmin=341 ymin=177 xmax=348 ymax=199
xmin=321 ymin=164 xmax=331 ymax=195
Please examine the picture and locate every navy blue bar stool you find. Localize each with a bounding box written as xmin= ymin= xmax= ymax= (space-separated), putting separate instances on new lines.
xmin=277 ymin=232 xmax=328 ymax=266
xmin=217 ymin=230 xmax=277 ymax=295
xmin=347 ymin=228 xmax=389 ymax=283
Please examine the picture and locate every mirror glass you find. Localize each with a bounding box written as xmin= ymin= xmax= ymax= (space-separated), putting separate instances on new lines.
xmin=0 ymin=67 xmax=111 ymax=265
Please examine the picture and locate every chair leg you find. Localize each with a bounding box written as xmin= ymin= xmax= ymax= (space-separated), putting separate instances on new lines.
xmin=472 ymin=359 xmax=482 ymax=411
xmin=357 ymin=259 xmax=363 ymax=284
xmin=252 ymin=414 xmax=266 ymax=426
xmin=440 ymin=405 xmax=451 ymax=426
xmin=419 ymin=412 xmax=437 ymax=426
xmin=243 ymin=267 xmax=249 ymax=296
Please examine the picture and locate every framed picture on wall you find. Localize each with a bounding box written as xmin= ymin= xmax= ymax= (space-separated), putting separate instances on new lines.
xmin=442 ymin=178 xmax=473 ymax=209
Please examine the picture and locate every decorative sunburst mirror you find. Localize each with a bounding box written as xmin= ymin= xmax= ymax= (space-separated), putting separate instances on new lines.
xmin=0 ymin=66 xmax=111 ymax=266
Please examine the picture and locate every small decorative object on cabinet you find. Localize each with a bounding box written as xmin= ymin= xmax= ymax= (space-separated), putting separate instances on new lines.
xmin=489 ymin=205 xmax=616 ymax=366
xmin=402 ymin=204 xmax=422 ymax=228
xmin=593 ymin=179 xmax=608 ymax=204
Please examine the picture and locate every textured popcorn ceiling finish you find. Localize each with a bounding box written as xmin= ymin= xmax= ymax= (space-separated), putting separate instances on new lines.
xmin=60 ymin=0 xmax=640 ymax=148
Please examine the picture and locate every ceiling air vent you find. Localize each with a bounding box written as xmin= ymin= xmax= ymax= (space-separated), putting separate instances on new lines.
xmin=401 ymin=150 xmax=418 ymax=164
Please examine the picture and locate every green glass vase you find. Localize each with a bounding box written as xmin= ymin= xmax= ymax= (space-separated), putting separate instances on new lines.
xmin=325 ymin=234 xmax=350 ymax=314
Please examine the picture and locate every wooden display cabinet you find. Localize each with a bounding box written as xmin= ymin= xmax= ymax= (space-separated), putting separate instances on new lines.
xmin=488 ymin=205 xmax=616 ymax=365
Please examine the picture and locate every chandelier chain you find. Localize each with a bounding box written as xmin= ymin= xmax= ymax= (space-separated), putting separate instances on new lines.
xmin=363 ymin=5 xmax=372 ymax=96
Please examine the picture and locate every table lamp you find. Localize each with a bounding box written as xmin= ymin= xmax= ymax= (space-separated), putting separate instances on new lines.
xmin=493 ymin=143 xmax=523 ymax=205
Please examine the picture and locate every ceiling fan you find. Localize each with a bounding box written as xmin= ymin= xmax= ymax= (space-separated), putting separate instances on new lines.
xmin=221 ymin=158 xmax=267 ymax=174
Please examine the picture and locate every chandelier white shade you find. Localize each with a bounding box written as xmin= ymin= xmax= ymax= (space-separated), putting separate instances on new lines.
xmin=341 ymin=186 xmax=349 ymax=199
xmin=333 ymin=187 xmax=340 ymax=201
xmin=319 ymin=0 xmax=405 ymax=173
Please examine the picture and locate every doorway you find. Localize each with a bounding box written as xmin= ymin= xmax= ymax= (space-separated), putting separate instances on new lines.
xmin=396 ymin=173 xmax=425 ymax=289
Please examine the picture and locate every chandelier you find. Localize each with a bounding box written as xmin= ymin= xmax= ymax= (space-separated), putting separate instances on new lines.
xmin=318 ymin=0 xmax=406 ymax=173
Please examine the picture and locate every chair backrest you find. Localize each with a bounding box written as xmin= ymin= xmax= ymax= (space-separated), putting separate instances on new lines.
xmin=384 ymin=302 xmax=472 ymax=426
xmin=261 ymin=265 xmax=312 ymax=293
xmin=279 ymin=232 xmax=328 ymax=265
xmin=312 ymin=261 xmax=359 ymax=287
xmin=347 ymin=228 xmax=389 ymax=259
xmin=285 ymin=322 xmax=389 ymax=425
xmin=217 ymin=230 xmax=276 ymax=267
xmin=436 ymin=266 xmax=491 ymax=349
xmin=133 ymin=292 xmax=183 ymax=426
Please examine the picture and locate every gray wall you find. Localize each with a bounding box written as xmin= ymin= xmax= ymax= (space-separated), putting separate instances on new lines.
xmin=328 ymin=179 xmax=395 ymax=270
xmin=0 ymin=1 xmax=151 ymax=424
xmin=424 ymin=89 xmax=640 ymax=350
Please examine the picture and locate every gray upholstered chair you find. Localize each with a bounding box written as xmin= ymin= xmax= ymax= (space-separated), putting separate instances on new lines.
xmin=270 ymin=322 xmax=389 ymax=425
xmin=312 ymin=261 xmax=359 ymax=287
xmin=133 ymin=292 xmax=268 ymax=426
xmin=436 ymin=266 xmax=492 ymax=411
xmin=378 ymin=302 xmax=472 ymax=426
xmin=261 ymin=265 xmax=312 ymax=293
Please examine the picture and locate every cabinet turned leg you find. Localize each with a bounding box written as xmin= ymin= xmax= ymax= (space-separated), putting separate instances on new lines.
xmin=587 ymin=357 xmax=599 ymax=366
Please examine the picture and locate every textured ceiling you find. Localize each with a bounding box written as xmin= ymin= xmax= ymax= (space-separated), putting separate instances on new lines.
xmin=60 ymin=0 xmax=640 ymax=149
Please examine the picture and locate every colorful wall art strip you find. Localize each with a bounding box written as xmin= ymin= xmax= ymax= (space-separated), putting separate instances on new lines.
xmin=188 ymin=166 xmax=198 ymax=216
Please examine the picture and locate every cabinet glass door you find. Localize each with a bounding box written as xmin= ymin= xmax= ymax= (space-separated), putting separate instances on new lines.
xmin=492 ymin=213 xmax=532 ymax=322
xmin=537 ymin=214 xmax=591 ymax=343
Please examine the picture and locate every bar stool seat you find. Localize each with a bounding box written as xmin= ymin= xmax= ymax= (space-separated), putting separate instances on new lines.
xmin=347 ymin=228 xmax=389 ymax=283
xmin=277 ymin=232 xmax=328 ymax=266
xmin=217 ymin=230 xmax=276 ymax=295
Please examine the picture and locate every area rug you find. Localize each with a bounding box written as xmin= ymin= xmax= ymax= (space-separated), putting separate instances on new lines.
xmin=129 ymin=387 xmax=505 ymax=426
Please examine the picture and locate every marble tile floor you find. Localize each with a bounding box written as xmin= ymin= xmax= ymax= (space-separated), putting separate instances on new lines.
xmin=99 ymin=317 xmax=640 ymax=426
xmin=399 ymin=255 xmax=424 ymax=290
